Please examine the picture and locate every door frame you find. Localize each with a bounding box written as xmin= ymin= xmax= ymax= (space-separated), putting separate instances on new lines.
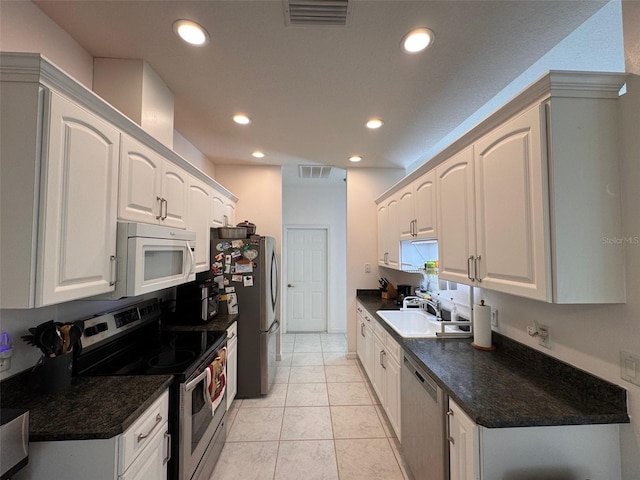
xmin=282 ymin=225 xmax=331 ymax=334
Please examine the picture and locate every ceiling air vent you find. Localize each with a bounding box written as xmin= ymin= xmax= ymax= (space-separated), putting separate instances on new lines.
xmin=298 ymin=165 xmax=334 ymax=179
xmin=284 ymin=0 xmax=352 ymax=26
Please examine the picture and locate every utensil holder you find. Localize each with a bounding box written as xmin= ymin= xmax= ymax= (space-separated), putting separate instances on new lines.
xmin=38 ymin=352 xmax=73 ymax=394
xmin=381 ymin=285 xmax=397 ymax=299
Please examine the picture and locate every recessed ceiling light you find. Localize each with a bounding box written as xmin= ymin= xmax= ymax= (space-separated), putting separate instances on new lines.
xmin=173 ymin=20 xmax=210 ymax=46
xmin=402 ymin=28 xmax=435 ymax=54
xmin=233 ymin=114 xmax=251 ymax=125
xmin=349 ymin=155 xmax=362 ymax=163
xmin=252 ymin=151 xmax=265 ymax=158
xmin=366 ymin=118 xmax=384 ymax=129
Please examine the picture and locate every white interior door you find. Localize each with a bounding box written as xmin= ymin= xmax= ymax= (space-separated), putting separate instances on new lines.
xmin=286 ymin=228 xmax=328 ymax=332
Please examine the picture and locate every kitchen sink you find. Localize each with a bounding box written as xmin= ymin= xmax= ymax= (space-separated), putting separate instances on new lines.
xmin=376 ymin=309 xmax=461 ymax=338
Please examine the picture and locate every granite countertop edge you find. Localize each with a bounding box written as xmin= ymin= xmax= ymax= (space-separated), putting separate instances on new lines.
xmin=356 ymin=289 xmax=629 ymax=429
xmin=1 ymin=374 xmax=174 ymax=442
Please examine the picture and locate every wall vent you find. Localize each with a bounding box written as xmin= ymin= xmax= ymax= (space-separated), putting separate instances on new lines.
xmin=284 ymin=0 xmax=352 ymax=26
xmin=298 ymin=165 xmax=334 ymax=179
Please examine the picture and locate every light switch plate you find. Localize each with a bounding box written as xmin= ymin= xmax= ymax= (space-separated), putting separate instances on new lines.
xmin=620 ymin=351 xmax=640 ymax=386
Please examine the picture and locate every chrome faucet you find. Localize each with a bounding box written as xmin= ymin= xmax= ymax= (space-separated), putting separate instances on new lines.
xmin=402 ymin=296 xmax=441 ymax=319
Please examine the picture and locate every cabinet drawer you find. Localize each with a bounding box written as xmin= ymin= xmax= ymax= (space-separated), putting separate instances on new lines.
xmin=118 ymin=390 xmax=169 ymax=474
xmin=384 ymin=335 xmax=402 ymax=364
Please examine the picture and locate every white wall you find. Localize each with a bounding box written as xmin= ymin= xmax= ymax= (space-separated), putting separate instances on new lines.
xmin=0 ymin=0 xmax=93 ymax=87
xmin=283 ymin=183 xmax=347 ymax=333
xmin=345 ymin=168 xmax=404 ymax=353
xmin=173 ymin=131 xmax=216 ymax=179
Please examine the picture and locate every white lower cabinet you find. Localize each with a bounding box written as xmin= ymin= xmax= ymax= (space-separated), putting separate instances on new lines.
xmin=227 ymin=321 xmax=238 ymax=409
xmin=16 ymin=391 xmax=170 ymax=480
xmin=356 ymin=303 xmax=401 ymax=440
xmin=447 ymin=398 xmax=622 ymax=480
xmin=356 ymin=303 xmax=373 ymax=380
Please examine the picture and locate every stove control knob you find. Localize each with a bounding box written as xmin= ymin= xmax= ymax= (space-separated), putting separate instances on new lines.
xmin=85 ymin=322 xmax=108 ymax=337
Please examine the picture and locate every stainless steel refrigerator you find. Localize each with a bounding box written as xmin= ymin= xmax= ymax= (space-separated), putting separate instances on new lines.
xmin=210 ymin=231 xmax=279 ymax=397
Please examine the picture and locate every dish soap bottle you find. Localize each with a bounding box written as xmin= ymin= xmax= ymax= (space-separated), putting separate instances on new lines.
xmin=450 ymin=299 xmax=458 ymax=322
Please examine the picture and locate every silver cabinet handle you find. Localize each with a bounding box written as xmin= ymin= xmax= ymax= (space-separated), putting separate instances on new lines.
xmin=380 ymin=350 xmax=386 ymax=369
xmin=467 ymin=256 xmax=474 ymax=281
xmin=156 ymin=196 xmax=163 ymax=220
xmin=361 ymin=323 xmax=365 ymax=337
xmin=162 ymin=198 xmax=168 ymax=220
xmin=109 ymin=255 xmax=117 ymax=286
xmin=137 ymin=413 xmax=163 ymax=442
xmin=446 ymin=409 xmax=455 ymax=444
xmin=163 ymin=432 xmax=172 ymax=464
xmin=474 ymin=255 xmax=482 ymax=282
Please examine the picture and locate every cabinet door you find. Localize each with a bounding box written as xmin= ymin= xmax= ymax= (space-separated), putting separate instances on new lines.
xmin=223 ymin=200 xmax=235 ymax=226
xmin=226 ymin=328 xmax=238 ymax=409
xmin=377 ymin=203 xmax=388 ymax=266
xmin=187 ymin=175 xmax=212 ymax=272
xmin=161 ymin=161 xmax=188 ymax=229
xmin=386 ymin=198 xmax=400 ymax=269
xmin=119 ymin=134 xmax=163 ymax=223
xmin=474 ymin=105 xmax=549 ymax=301
xmin=414 ymin=170 xmax=437 ymax=239
xmin=38 ymin=91 xmax=120 ymax=306
xmin=436 ymin=146 xmax=475 ymax=284
xmin=119 ymin=425 xmax=168 ymax=480
xmin=371 ymin=334 xmax=385 ymax=402
xmin=398 ymin=186 xmax=415 ymax=241
xmin=448 ymin=399 xmax=479 ymax=480
xmin=384 ymin=355 xmax=401 ymax=441
xmin=211 ymin=193 xmax=225 ymax=227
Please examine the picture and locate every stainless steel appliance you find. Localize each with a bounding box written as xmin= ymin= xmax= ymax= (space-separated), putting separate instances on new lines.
xmin=75 ymin=299 xmax=227 ymax=480
xmin=175 ymin=271 xmax=219 ymax=322
xmin=0 ymin=408 xmax=29 ymax=480
xmin=105 ymin=222 xmax=196 ymax=299
xmin=401 ymin=353 xmax=447 ymax=480
xmin=210 ymin=231 xmax=279 ymax=397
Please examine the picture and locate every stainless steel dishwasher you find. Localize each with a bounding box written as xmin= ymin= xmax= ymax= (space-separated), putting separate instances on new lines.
xmin=401 ymin=353 xmax=448 ymax=480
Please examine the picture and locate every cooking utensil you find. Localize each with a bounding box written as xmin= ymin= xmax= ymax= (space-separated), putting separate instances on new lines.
xmin=236 ymin=220 xmax=256 ymax=236
xmin=67 ymin=322 xmax=84 ymax=355
xmin=217 ymin=227 xmax=248 ymax=239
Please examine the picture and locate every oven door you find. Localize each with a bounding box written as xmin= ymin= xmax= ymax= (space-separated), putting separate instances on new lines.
xmin=126 ymin=236 xmax=195 ymax=296
xmin=179 ymin=345 xmax=226 ymax=480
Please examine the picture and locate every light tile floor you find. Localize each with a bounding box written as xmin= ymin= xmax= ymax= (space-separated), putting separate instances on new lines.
xmin=210 ymin=333 xmax=412 ymax=480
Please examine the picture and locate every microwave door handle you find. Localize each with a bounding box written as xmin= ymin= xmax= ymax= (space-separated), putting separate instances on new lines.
xmin=186 ymin=241 xmax=195 ymax=277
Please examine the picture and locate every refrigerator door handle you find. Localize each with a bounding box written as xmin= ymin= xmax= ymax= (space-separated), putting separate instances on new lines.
xmin=262 ymin=318 xmax=280 ymax=335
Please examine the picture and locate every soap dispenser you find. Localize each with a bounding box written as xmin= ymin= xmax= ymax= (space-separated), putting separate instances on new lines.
xmin=450 ymin=299 xmax=458 ymax=322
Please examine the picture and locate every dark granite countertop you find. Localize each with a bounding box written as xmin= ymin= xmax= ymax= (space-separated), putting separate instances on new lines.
xmin=356 ymin=290 xmax=629 ymax=428
xmin=0 ymin=373 xmax=172 ymax=441
xmin=161 ymin=313 xmax=238 ymax=332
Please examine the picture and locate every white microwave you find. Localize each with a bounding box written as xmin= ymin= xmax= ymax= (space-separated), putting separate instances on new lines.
xmin=108 ymin=222 xmax=196 ymax=299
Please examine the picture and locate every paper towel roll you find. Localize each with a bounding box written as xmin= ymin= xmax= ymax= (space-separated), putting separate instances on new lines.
xmin=473 ymin=302 xmax=493 ymax=350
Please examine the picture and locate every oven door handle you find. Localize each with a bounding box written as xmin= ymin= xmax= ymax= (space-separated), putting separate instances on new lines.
xmin=185 ymin=368 xmax=209 ymax=392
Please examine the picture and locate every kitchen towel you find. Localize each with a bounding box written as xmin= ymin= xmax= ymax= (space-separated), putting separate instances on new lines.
xmin=472 ymin=301 xmax=494 ymax=350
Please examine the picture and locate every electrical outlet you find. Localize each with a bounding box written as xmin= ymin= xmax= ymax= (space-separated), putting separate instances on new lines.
xmin=621 ymin=351 xmax=640 ymax=386
xmin=490 ymin=308 xmax=498 ymax=327
xmin=538 ymin=325 xmax=550 ymax=348
xmin=364 ymin=263 xmax=371 ymax=273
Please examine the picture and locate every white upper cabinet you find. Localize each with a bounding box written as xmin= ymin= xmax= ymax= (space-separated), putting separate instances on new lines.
xmin=398 ymin=171 xmax=438 ymax=242
xmin=436 ymin=77 xmax=626 ymax=304
xmin=119 ymin=134 xmax=188 ymax=229
xmin=413 ymin=170 xmax=437 ymax=239
xmin=435 ymin=146 xmax=476 ymax=286
xmin=187 ymin=175 xmax=212 ymax=272
xmin=473 ymin=104 xmax=548 ymax=300
xmin=0 ymin=81 xmax=120 ymax=308
xmin=38 ymin=91 xmax=121 ymax=306
xmin=377 ymin=196 xmax=399 ymax=269
xmin=211 ymin=194 xmax=225 ymax=227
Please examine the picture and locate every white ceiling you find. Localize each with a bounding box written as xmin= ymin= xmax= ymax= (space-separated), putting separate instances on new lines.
xmin=34 ymin=0 xmax=608 ymax=171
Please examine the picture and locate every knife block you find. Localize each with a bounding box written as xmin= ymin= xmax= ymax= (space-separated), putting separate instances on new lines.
xmin=381 ymin=285 xmax=397 ymax=299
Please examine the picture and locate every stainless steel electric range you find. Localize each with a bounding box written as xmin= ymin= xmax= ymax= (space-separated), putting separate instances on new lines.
xmin=74 ymin=298 xmax=227 ymax=480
